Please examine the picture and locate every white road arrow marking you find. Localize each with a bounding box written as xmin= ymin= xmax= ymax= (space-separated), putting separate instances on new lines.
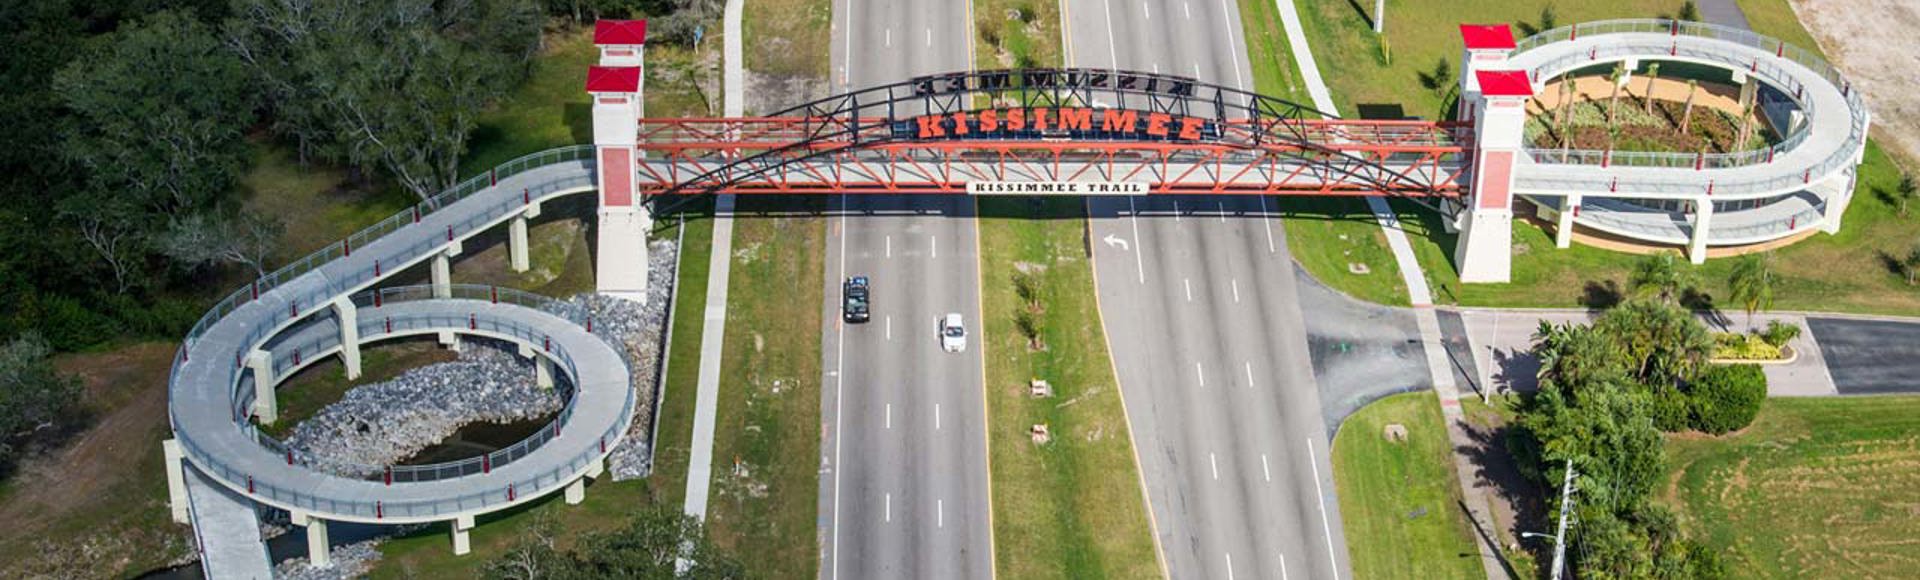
xmin=1102 ymin=233 xmax=1130 ymax=251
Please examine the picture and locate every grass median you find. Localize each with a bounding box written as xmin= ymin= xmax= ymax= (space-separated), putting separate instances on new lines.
xmin=1332 ymin=392 xmax=1487 ymax=580
xmin=977 ymin=198 xmax=1159 ymax=579
xmin=1662 ymin=396 xmax=1920 ymax=577
xmin=702 ymin=197 xmax=826 ymax=579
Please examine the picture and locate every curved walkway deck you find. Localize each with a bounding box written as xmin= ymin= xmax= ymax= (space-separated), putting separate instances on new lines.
xmin=1506 ymin=20 xmax=1869 ymax=200
xmin=168 ymin=148 xmax=628 ymax=524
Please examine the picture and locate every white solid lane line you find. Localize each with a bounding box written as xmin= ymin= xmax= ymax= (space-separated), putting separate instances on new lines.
xmin=1218 ymin=200 xmax=1227 ymax=223
xmin=1196 ymin=361 xmax=1206 ymax=387
xmin=1257 ymin=195 xmax=1276 ymax=253
xmin=1142 ymin=1 xmax=1150 ymax=20
xmin=885 ymin=235 xmax=891 ymax=258
xmin=1226 ymin=552 xmax=1236 ymax=580
xmin=1184 ymin=1 xmax=1192 ymax=19
xmin=1307 ymin=437 xmax=1342 ymax=580
xmin=1210 ymin=452 xmax=1219 ymax=480
xmin=885 ymin=493 xmax=892 ymax=522
xmin=938 ymin=499 xmax=945 ymax=528
xmin=1280 ymin=552 xmax=1290 ymax=580
xmin=931 ymin=235 xmax=937 ymax=259
xmin=885 ymin=316 xmax=892 ymax=340
xmin=1129 ymin=197 xmax=1145 ymax=284
xmin=886 ymin=403 xmax=892 ymax=429
xmin=1232 ymin=279 xmax=1241 ymax=303
xmin=935 ymin=403 xmax=942 ymax=430
xmin=1193 ymin=62 xmax=1203 ymax=80
xmin=925 ymin=28 xmax=932 ymax=47
xmin=884 ymin=28 xmax=891 ymax=47
xmin=1184 ymin=278 xmax=1192 ymax=302
xmin=1244 ymin=361 xmax=1254 ymax=389
xmin=1261 ymin=453 xmax=1271 ymax=482
xmin=1173 ymin=200 xmax=1182 ymax=222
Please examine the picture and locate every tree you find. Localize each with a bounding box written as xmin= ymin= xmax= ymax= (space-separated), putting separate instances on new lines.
xmin=1643 ymin=62 xmax=1663 ymax=114
xmin=1680 ymin=79 xmax=1700 ymax=134
xmin=1607 ymin=63 xmax=1628 ymax=124
xmin=159 ymin=209 xmax=283 ymax=278
xmin=1679 ymin=1 xmax=1701 ymax=22
xmin=1539 ymin=5 xmax=1559 ymax=32
xmin=0 ymin=333 xmax=82 ymax=473
xmin=1687 ymin=364 xmax=1766 ymax=434
xmin=1896 ymin=173 xmax=1917 ymax=218
xmin=1628 ymin=251 xmax=1696 ymax=306
xmin=1904 ymin=239 xmax=1920 ymax=286
xmin=1518 ymin=383 xmax=1667 ymax=513
xmin=57 ymin=193 xmax=148 ymax=295
xmin=1596 ymin=300 xmax=1713 ymax=387
xmin=1726 ymin=252 xmax=1776 ymax=326
xmin=1422 ymin=57 xmax=1453 ymax=98
xmin=229 ymin=0 xmax=544 ymax=201
xmin=53 ymin=10 xmax=255 ymax=218
xmin=486 ymin=507 xmax=744 ymax=579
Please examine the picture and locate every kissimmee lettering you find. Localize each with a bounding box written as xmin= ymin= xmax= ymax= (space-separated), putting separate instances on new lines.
xmin=910 ymin=108 xmax=1211 ymax=141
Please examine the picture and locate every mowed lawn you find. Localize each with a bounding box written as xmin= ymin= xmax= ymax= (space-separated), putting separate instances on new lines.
xmin=1332 ymin=392 xmax=1486 ymax=580
xmin=1662 ymin=396 xmax=1920 ymax=577
xmin=977 ymin=198 xmax=1160 ymax=579
xmin=702 ymin=197 xmax=825 ymax=579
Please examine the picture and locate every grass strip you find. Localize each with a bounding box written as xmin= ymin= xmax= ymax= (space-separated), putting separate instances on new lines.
xmin=977 ymin=197 xmax=1159 ymax=579
xmin=1331 ymin=392 xmax=1487 ymax=580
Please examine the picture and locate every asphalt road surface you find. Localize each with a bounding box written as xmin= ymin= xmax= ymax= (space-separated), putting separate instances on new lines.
xmin=818 ymin=1 xmax=994 ymax=579
xmin=1072 ymin=1 xmax=1354 ymax=579
xmin=1805 ymin=317 xmax=1920 ymax=395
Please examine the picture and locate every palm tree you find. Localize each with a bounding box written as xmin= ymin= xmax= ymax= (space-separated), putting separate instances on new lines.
xmin=1607 ymin=63 xmax=1627 ymax=124
xmin=1680 ymin=80 xmax=1700 ymax=134
xmin=1642 ymin=63 xmax=1662 ymax=114
xmin=1728 ymin=252 xmax=1776 ymax=326
xmin=1558 ymin=72 xmax=1576 ymax=147
xmin=1629 ymin=251 xmax=1696 ymax=306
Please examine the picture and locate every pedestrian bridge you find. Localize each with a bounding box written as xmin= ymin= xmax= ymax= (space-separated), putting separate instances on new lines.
xmin=164 ymin=17 xmax=1868 ymax=568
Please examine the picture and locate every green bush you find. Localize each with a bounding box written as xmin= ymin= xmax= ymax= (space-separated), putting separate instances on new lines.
xmin=1650 ymin=387 xmax=1693 ymax=432
xmin=1760 ymin=320 xmax=1801 ymax=348
xmin=1687 ymin=364 xmax=1767 ymax=434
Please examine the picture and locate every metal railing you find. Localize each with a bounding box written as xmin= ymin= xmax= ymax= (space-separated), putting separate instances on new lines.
xmin=183 ymin=146 xmax=596 ymax=348
xmin=174 ymin=285 xmax=636 ymax=518
xmin=1573 ymin=197 xmax=1827 ymax=243
xmin=1511 ymin=19 xmax=1868 ymax=179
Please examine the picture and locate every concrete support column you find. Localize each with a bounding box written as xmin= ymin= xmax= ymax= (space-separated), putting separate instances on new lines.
xmin=451 ymin=515 xmax=475 ymax=556
xmin=162 ymin=439 xmax=189 ymax=524
xmin=438 ymin=330 xmax=462 ymax=353
xmin=565 ymin=476 xmax=587 ymax=505
xmin=1556 ymin=193 xmax=1582 ymax=249
xmin=1689 ymin=200 xmax=1715 ymax=264
xmin=293 ymin=510 xmax=332 ymax=568
xmin=247 ymin=350 xmax=277 ymax=424
xmin=333 ymin=298 xmax=362 ymax=380
xmin=1823 ymin=168 xmax=1857 ymax=234
xmin=431 ymin=253 xmax=452 ymax=299
xmin=509 ymin=215 xmax=530 ymax=273
xmin=535 ymin=356 xmax=554 ymax=389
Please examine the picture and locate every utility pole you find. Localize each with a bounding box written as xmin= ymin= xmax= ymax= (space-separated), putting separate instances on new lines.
xmin=1548 ymin=461 xmax=1577 ymax=580
xmin=1373 ymin=0 xmax=1386 ymax=33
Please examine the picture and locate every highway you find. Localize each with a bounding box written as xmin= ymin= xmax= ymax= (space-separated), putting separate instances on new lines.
xmin=1070 ymin=1 xmax=1354 ymax=579
xmin=818 ymin=1 xmax=994 ymax=579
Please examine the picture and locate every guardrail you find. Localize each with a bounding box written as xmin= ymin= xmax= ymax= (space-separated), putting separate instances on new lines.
xmin=1511 ymin=19 xmax=1868 ymax=177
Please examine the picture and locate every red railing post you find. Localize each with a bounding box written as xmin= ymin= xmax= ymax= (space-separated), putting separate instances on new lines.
xmin=413 ymin=206 xmax=421 ymax=224
xmin=374 ymin=259 xmax=382 ymax=277
xmin=385 ymin=317 xmax=392 ymax=334
xmin=1695 ymin=151 xmax=1704 ymax=171
xmin=490 ymin=286 xmax=498 ymax=304
xmin=484 ymin=454 xmax=492 ymax=474
xmin=377 ymin=501 xmax=384 ymax=519
xmin=342 ymin=239 xmax=351 ymax=257
xmin=470 ymin=313 xmax=477 ymax=330
xmin=385 ymin=466 xmax=392 ymax=486
xmin=248 ymin=475 xmax=255 ymax=494
xmin=508 ymin=483 xmax=516 ymax=501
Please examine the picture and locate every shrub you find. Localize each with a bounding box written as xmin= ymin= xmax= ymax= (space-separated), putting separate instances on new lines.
xmin=1760 ymin=320 xmax=1801 ymax=348
xmin=1649 ymin=387 xmax=1692 ymax=432
xmin=1687 ymin=364 xmax=1766 ymax=434
xmin=1711 ymin=332 xmax=1781 ymax=361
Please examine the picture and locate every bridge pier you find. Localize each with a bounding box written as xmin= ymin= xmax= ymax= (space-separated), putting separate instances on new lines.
xmin=509 ymin=215 xmax=530 ymax=273
xmin=536 ymin=356 xmax=554 ymax=389
xmin=431 ymin=253 xmax=452 ymax=299
xmin=1556 ymin=193 xmax=1581 ymax=249
xmin=1689 ymin=201 xmax=1714 ymax=264
xmin=334 ymin=297 xmax=362 ymax=380
xmin=292 ymin=509 xmax=332 ymax=568
xmin=247 ymin=350 xmax=277 ymax=424
xmin=451 ymin=514 xmax=475 ymax=555
xmin=162 ymin=439 xmax=189 ymax=524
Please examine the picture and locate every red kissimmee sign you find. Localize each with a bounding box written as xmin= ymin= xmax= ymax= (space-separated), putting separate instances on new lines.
xmin=909 ymin=108 xmax=1214 ymax=141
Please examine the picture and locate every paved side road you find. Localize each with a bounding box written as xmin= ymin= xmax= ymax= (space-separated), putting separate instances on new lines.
xmin=1804 ymin=317 xmax=1920 ymax=395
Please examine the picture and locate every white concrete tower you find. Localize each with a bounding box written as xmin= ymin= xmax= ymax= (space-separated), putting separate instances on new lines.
xmin=589 ymin=19 xmax=651 ymax=302
xmin=1444 ymin=24 xmax=1519 ymax=233
xmin=1454 ymin=69 xmax=1535 ymax=284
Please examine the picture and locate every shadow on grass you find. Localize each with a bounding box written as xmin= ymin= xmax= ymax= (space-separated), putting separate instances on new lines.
xmin=1455 ymin=416 xmax=1549 ymax=579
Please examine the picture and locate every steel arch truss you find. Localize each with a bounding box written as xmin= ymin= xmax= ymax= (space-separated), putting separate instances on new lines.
xmin=630 ymin=68 xmax=1472 ymax=199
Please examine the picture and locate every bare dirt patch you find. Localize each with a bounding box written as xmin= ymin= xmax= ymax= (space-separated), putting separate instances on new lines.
xmin=0 ymin=342 xmax=191 ymax=577
xmin=1790 ymin=0 xmax=1920 ymax=166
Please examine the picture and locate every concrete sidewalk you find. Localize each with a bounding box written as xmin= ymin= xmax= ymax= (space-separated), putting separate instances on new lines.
xmin=683 ymin=0 xmax=745 ymax=522
xmin=185 ymin=464 xmax=272 ymax=578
